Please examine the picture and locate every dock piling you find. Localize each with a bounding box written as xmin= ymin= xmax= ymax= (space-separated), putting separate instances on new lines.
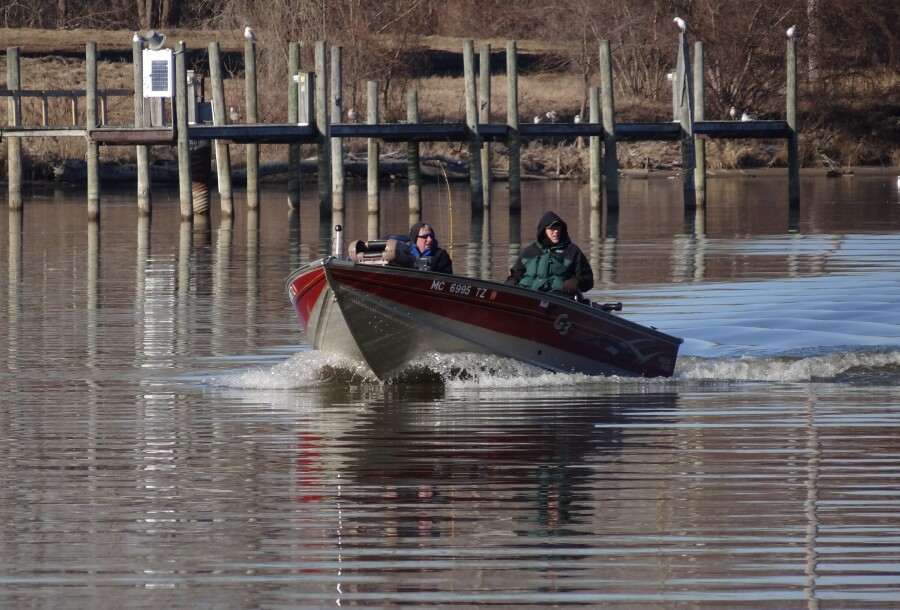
xmin=506 ymin=41 xmax=521 ymax=213
xmin=245 ymin=38 xmax=259 ymax=209
xmin=6 ymin=47 xmax=22 ymax=210
xmin=479 ymin=43 xmax=492 ymax=209
xmin=787 ymin=39 xmax=800 ymax=208
xmin=407 ymin=91 xmax=422 ymax=223
xmin=367 ymin=80 xmax=380 ymax=239
xmin=463 ymin=41 xmax=484 ymax=213
xmin=132 ymin=40 xmax=150 ymax=215
xmin=315 ymin=41 xmax=331 ymax=216
xmin=693 ymin=41 xmax=706 ymax=209
xmin=175 ymin=41 xmax=194 ymax=221
xmin=287 ymin=42 xmax=301 ymax=211
xmin=208 ymin=42 xmax=234 ymax=218
xmin=86 ymin=42 xmax=100 ymax=221
xmin=589 ymin=87 xmax=601 ymax=209
xmin=599 ymin=40 xmax=619 ymax=209
xmin=330 ymin=46 xmax=345 ymax=215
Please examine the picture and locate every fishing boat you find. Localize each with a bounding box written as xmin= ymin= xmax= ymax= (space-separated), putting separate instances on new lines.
xmin=285 ymin=233 xmax=682 ymax=380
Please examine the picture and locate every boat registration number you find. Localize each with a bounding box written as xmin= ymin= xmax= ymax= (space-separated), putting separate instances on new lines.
xmin=430 ymin=279 xmax=492 ymax=299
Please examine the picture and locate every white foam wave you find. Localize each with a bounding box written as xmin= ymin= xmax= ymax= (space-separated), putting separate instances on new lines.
xmin=209 ymin=351 xmax=377 ymax=389
xmin=676 ymin=349 xmax=900 ymax=383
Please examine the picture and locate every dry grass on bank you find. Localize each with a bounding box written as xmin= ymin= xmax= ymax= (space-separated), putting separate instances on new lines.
xmin=1 ymin=35 xmax=898 ymax=179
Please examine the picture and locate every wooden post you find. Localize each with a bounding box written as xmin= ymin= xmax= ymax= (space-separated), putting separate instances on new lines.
xmin=287 ymin=42 xmax=301 ymax=211
xmin=330 ymin=45 xmax=345 ymax=215
xmin=463 ymin=41 xmax=484 ymax=213
xmin=599 ymin=40 xmax=619 ymax=209
xmin=787 ymin=39 xmax=800 ymax=208
xmin=479 ymin=43 xmax=492 ymax=209
xmin=86 ymin=42 xmax=100 ymax=221
xmin=367 ymin=80 xmax=380 ymax=239
xmin=315 ymin=41 xmax=331 ymax=216
xmin=676 ymin=33 xmax=696 ymax=209
xmin=589 ymin=86 xmax=601 ymax=209
xmin=208 ymin=42 xmax=233 ymax=218
xmin=407 ymin=90 xmax=422 ymax=223
xmin=693 ymin=41 xmax=706 ymax=209
xmin=506 ymin=41 xmax=521 ymax=213
xmin=175 ymin=41 xmax=193 ymax=221
xmin=6 ymin=47 xmax=22 ymax=210
xmin=245 ymin=38 xmax=259 ymax=210
xmin=132 ymin=39 xmax=151 ymax=215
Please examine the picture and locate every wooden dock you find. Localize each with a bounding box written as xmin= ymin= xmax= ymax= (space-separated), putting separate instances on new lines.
xmin=3 ymin=35 xmax=801 ymax=220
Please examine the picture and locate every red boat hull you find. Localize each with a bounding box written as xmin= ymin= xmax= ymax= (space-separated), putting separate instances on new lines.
xmin=287 ymin=258 xmax=681 ymax=380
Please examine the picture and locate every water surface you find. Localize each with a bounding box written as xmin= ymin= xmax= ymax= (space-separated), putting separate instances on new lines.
xmin=2 ymin=173 xmax=900 ymax=607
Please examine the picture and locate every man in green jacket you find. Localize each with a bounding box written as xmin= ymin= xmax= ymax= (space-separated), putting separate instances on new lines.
xmin=506 ymin=211 xmax=594 ymax=295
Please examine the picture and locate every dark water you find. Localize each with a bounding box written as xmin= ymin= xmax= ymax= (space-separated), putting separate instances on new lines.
xmin=2 ymin=173 xmax=900 ymax=607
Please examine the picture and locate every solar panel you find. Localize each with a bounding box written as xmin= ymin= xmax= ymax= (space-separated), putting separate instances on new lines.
xmin=142 ymin=49 xmax=173 ymax=98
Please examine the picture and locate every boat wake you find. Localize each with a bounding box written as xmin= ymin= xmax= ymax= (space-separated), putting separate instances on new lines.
xmin=210 ymin=346 xmax=900 ymax=390
xmin=676 ymin=348 xmax=900 ymax=384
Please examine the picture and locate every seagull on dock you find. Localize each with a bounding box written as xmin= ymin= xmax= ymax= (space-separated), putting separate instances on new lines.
xmin=533 ymin=115 xmax=542 ymax=124
xmin=729 ymin=106 xmax=737 ymax=120
xmin=674 ymin=16 xmax=687 ymax=32
xmin=229 ymin=106 xmax=241 ymax=123
xmin=786 ymin=25 xmax=799 ymax=39
xmin=741 ymin=111 xmax=756 ymax=122
xmin=244 ymin=26 xmax=257 ymax=43
xmin=545 ymin=110 xmax=558 ymax=123
xmin=347 ymin=107 xmax=358 ymax=123
xmin=132 ymin=32 xmax=144 ymax=43
xmin=573 ymin=114 xmax=582 ymax=124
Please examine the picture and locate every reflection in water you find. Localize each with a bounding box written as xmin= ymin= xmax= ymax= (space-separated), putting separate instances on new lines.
xmin=2 ymin=177 xmax=900 ymax=607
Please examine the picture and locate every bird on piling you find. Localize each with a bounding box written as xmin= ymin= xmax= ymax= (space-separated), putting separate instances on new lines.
xmin=347 ymin=107 xmax=358 ymax=123
xmin=786 ymin=25 xmax=800 ymax=39
xmin=673 ymin=17 xmax=687 ymax=33
xmin=729 ymin=106 xmax=737 ymax=120
xmin=229 ymin=107 xmax=241 ymax=123
xmin=244 ymin=26 xmax=257 ymax=43
xmin=132 ymin=32 xmax=144 ymax=44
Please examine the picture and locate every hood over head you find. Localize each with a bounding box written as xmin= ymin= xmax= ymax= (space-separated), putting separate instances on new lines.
xmin=535 ymin=211 xmax=570 ymax=245
xmin=409 ymin=222 xmax=439 ymax=253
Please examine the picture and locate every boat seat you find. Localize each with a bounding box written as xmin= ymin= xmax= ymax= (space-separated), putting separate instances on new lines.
xmin=348 ymin=238 xmax=418 ymax=268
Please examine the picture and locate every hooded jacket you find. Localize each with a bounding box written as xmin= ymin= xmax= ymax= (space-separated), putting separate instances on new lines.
xmin=506 ymin=211 xmax=594 ymax=293
xmin=408 ymin=222 xmax=454 ymax=274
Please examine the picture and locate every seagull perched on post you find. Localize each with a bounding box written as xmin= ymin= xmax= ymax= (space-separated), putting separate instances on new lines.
xmin=673 ymin=16 xmax=687 ymax=33
xmin=786 ymin=25 xmax=800 ymax=39
xmin=244 ymin=26 xmax=256 ymax=43
xmin=729 ymin=106 xmax=737 ymax=120
xmin=132 ymin=32 xmax=144 ymax=44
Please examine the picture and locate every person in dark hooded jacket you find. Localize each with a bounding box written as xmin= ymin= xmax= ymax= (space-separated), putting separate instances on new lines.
xmin=506 ymin=211 xmax=593 ymax=295
xmin=409 ymin=221 xmax=454 ymax=274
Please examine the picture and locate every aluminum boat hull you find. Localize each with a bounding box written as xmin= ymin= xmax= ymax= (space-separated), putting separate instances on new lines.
xmin=286 ymin=258 xmax=682 ymax=380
